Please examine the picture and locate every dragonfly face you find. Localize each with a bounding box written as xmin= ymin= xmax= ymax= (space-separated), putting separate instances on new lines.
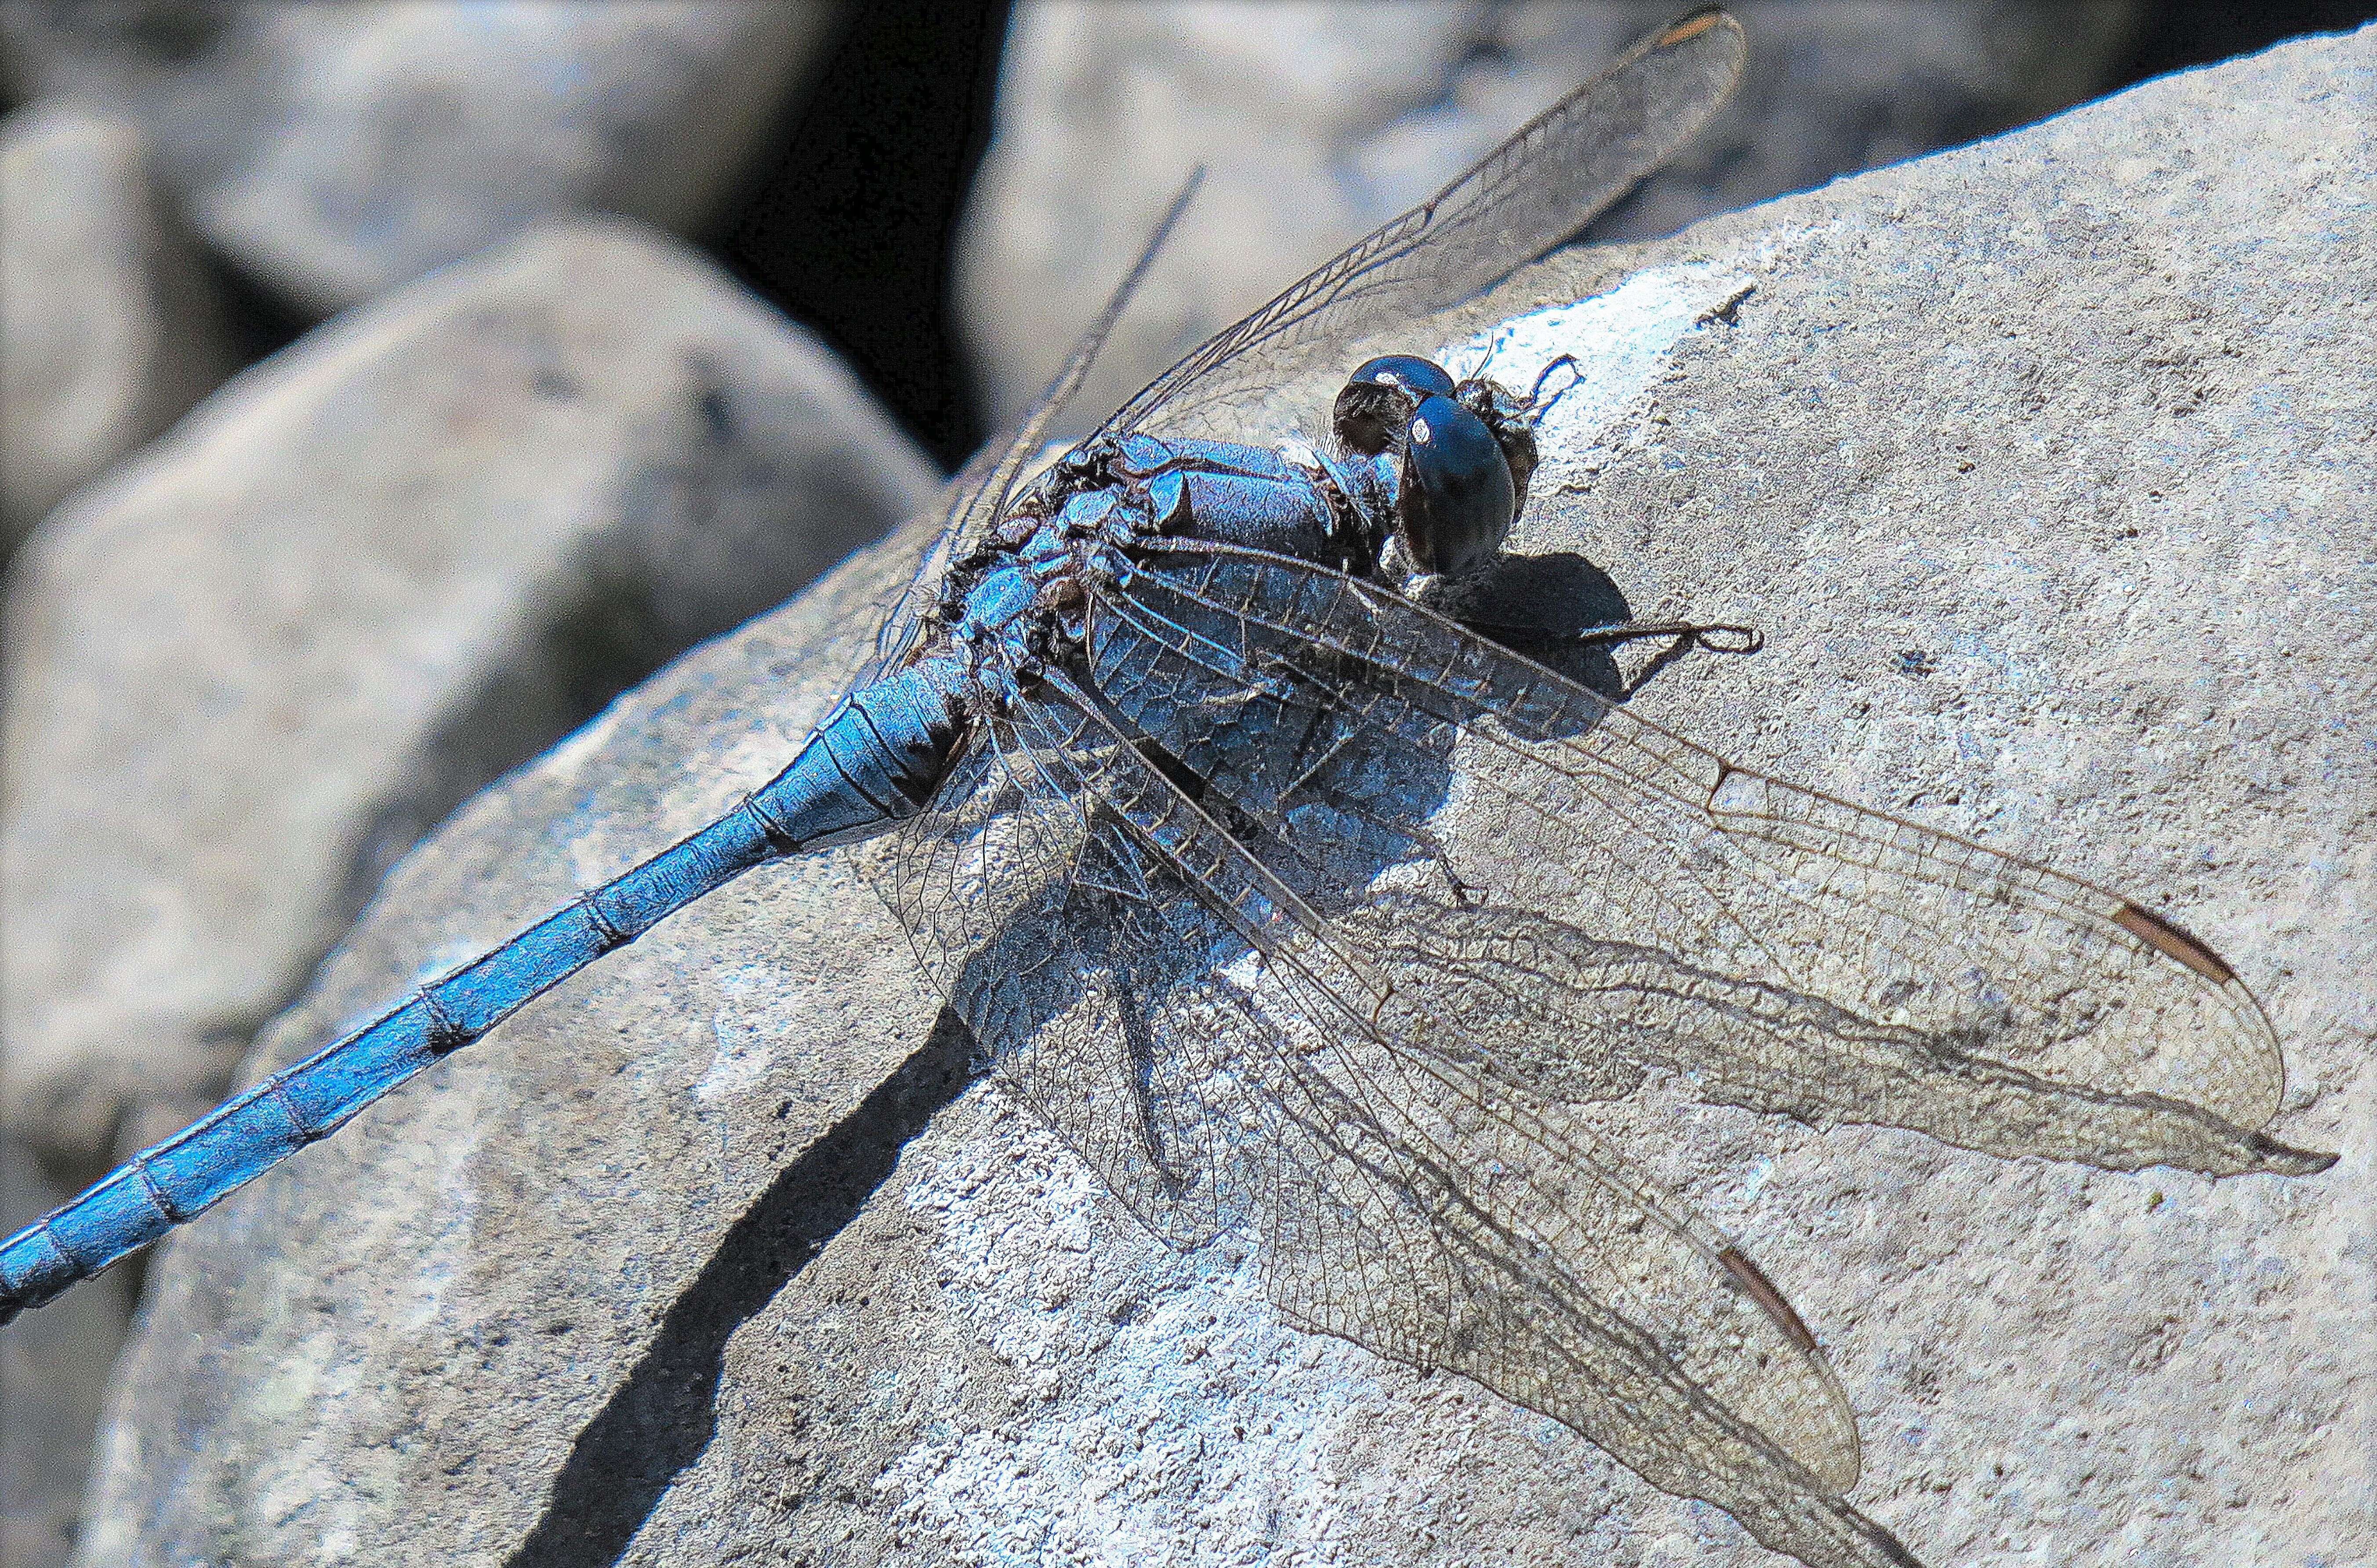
xmin=1394 ymin=387 xmax=1522 ymax=577
xmin=1329 ymin=352 xmax=1459 ymax=454
xmin=1329 ymin=352 xmax=1551 ymax=578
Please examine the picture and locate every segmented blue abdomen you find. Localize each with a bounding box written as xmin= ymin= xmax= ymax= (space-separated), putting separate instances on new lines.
xmin=0 ymin=659 xmax=968 ymax=1320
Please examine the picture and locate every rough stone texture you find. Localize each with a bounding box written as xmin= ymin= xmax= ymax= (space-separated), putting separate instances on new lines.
xmin=0 ymin=0 xmax=836 ymax=317
xmin=0 ymin=1130 xmax=133 ymax=1568
xmin=958 ymin=0 xmax=2142 ymax=436
xmin=66 ymin=26 xmax=2373 ymax=1568
xmin=0 ymin=217 xmax=937 ymax=1187
xmin=0 ymin=100 xmax=233 ymax=546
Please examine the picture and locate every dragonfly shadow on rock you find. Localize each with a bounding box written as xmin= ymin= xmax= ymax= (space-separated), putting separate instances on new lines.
xmin=499 ymin=555 xmax=1651 ymax=1561
xmin=929 ymin=558 xmax=1700 ymax=1249
xmin=501 ymin=555 xmax=1660 ymax=1566
xmin=504 ymin=1013 xmax=973 ymax=1568
xmin=1418 ymin=549 xmax=1638 ymax=700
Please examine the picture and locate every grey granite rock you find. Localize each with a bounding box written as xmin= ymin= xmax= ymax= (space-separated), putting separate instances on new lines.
xmin=0 ymin=103 xmax=227 ymax=1568
xmin=958 ymin=1 xmax=2142 ymax=437
xmin=69 ymin=23 xmax=2373 ymax=1568
xmin=0 ymin=217 xmax=937 ymax=1190
xmin=0 ymin=0 xmax=836 ymax=317
xmin=0 ymin=1130 xmax=132 ymax=1568
xmin=0 ymin=101 xmax=233 ymax=546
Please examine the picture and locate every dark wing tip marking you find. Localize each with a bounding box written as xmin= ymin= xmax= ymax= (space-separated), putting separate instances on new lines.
xmin=2111 ymin=903 xmax=2236 ymax=986
xmin=1717 ymin=1245 xmax=1819 ymax=1354
xmin=2248 ymin=1132 xmax=2340 ymax=1176
xmin=1658 ymin=8 xmax=1735 ymax=47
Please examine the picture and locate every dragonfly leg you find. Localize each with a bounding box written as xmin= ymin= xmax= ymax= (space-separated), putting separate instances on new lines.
xmin=1589 ymin=620 xmax=1763 ymax=699
xmin=1567 ymin=618 xmax=1763 ymax=654
xmin=1290 ymin=777 xmax=1481 ymax=908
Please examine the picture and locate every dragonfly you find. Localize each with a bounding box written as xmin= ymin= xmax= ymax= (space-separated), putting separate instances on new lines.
xmin=0 ymin=12 xmax=2333 ymax=1568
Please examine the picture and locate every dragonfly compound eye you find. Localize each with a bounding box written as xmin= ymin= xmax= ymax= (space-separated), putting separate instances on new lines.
xmin=1397 ymin=392 xmax=1517 ymax=578
xmin=1333 ymin=355 xmax=1458 ymax=457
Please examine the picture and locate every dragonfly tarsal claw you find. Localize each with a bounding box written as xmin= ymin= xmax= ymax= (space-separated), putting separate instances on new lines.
xmin=1688 ymin=621 xmax=1763 ymax=655
xmin=1568 ymin=617 xmax=1764 ymax=654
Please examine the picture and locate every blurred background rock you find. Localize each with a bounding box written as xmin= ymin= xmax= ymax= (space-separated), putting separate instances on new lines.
xmin=0 ymin=3 xmax=2368 ymax=1564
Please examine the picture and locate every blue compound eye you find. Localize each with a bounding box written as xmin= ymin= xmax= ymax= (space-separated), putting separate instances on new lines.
xmin=1332 ymin=355 xmax=1459 ymax=456
xmin=1397 ymin=392 xmax=1516 ymax=578
xmin=1349 ymin=355 xmax=1456 ymax=397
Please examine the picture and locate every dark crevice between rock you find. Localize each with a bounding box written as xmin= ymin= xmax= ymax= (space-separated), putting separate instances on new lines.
xmin=2116 ymin=2 xmax=2377 ymax=83
xmin=504 ymin=1008 xmax=976 ymax=1568
xmin=710 ymin=0 xmax=1012 ymax=471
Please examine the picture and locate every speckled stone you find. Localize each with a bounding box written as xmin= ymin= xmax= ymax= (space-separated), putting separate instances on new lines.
xmin=68 ymin=25 xmax=2371 ymax=1568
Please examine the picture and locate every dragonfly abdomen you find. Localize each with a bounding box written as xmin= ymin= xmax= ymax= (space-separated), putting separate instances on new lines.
xmin=0 ymin=662 xmax=967 ymax=1322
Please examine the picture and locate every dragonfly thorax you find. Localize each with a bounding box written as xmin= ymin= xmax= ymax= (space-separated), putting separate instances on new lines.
xmin=931 ymin=351 xmax=1559 ymax=694
xmin=933 ymin=428 xmax=1399 ymax=695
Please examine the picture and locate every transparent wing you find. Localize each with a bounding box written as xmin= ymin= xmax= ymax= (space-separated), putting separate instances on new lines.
xmin=874 ymin=668 xmax=1923 ymax=1568
xmin=857 ymin=442 xmax=1013 ymax=690
xmin=1092 ymin=538 xmax=2330 ymax=1180
xmin=1101 ymin=9 xmax=1745 ymax=449
xmin=862 ymin=174 xmax=1206 ymax=680
xmin=870 ymin=10 xmax=1740 ymax=672
xmin=883 ymin=712 xmax=1251 ymax=1249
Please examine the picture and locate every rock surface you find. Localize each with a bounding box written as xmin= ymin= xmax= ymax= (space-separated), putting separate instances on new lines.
xmin=0 ymin=1131 xmax=132 ymax=1568
xmin=1 ymin=217 xmax=937 ymax=1187
xmin=0 ymin=101 xmax=233 ymax=545
xmin=0 ymin=0 xmax=836 ymax=317
xmin=70 ymin=25 xmax=2374 ymax=1568
xmin=958 ymin=0 xmax=2142 ymax=436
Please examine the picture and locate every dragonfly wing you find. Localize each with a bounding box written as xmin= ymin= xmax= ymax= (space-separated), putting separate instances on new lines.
xmin=880 ymin=712 xmax=1254 ymax=1248
xmin=857 ymin=443 xmax=1008 ymax=688
xmin=862 ymin=175 xmax=1207 ymax=680
xmin=966 ymin=671 xmax=1923 ymax=1566
xmin=1097 ymin=540 xmax=2330 ymax=1179
xmin=1101 ymin=10 xmax=1745 ymax=448
xmin=1243 ymin=1066 xmax=1923 ymax=1564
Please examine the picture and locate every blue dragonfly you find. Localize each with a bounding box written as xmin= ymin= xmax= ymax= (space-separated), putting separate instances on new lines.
xmin=0 ymin=12 xmax=2333 ymax=1567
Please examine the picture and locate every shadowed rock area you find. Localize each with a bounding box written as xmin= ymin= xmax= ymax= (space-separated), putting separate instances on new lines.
xmin=69 ymin=26 xmax=2371 ymax=1568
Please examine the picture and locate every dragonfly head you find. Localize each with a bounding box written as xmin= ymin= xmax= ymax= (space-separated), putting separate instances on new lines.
xmin=1333 ymin=356 xmax=1540 ymax=580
